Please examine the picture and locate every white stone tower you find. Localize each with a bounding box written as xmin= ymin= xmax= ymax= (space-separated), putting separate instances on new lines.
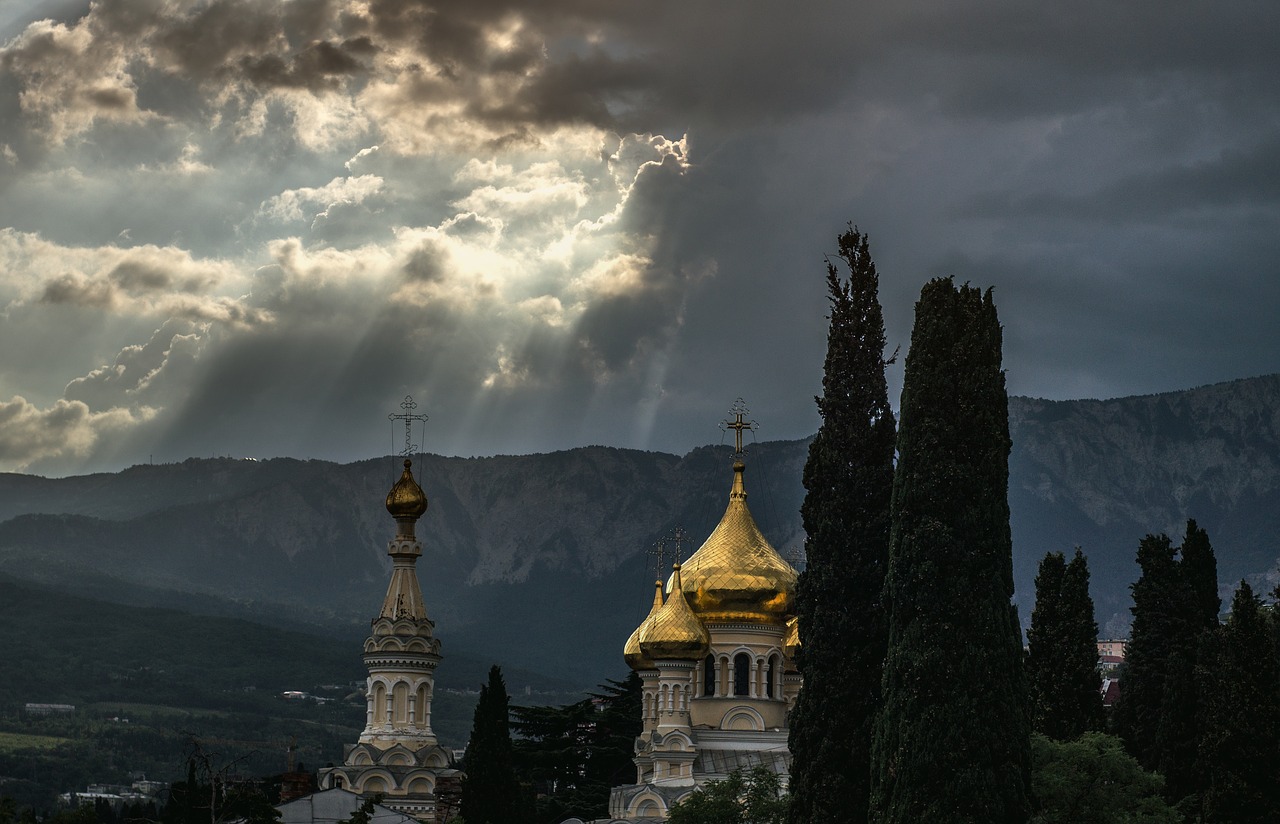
xmin=318 ymin=458 xmax=453 ymax=822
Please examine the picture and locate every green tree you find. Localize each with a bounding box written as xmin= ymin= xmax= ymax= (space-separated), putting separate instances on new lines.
xmin=0 ymin=797 xmax=38 ymax=824
xmin=512 ymin=673 xmax=642 ymax=821
xmin=341 ymin=798 xmax=379 ymax=824
xmin=460 ymin=665 xmax=523 ymax=824
xmin=1196 ymin=581 xmax=1280 ymax=823
xmin=788 ymin=225 xmax=897 ymax=824
xmin=1027 ymin=549 xmax=1103 ymax=740
xmin=1179 ymin=520 xmax=1219 ymax=628
xmin=667 ymin=767 xmax=787 ymax=824
xmin=1114 ymin=521 xmax=1219 ymax=805
xmin=1030 ymin=733 xmax=1178 ymax=824
xmin=869 ymin=278 xmax=1031 ymax=823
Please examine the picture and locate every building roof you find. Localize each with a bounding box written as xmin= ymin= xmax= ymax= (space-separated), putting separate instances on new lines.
xmin=672 ymin=460 xmax=797 ymax=625
xmin=275 ymin=788 xmax=419 ymax=824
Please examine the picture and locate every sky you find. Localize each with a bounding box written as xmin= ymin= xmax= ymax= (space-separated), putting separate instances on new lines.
xmin=0 ymin=0 xmax=1277 ymax=476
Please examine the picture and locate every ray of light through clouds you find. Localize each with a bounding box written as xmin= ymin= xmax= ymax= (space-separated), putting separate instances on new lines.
xmin=1 ymin=0 xmax=1277 ymax=475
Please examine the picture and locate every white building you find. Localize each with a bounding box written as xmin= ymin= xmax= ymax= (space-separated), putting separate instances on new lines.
xmin=317 ymin=459 xmax=455 ymax=822
xmin=608 ymin=454 xmax=800 ymax=820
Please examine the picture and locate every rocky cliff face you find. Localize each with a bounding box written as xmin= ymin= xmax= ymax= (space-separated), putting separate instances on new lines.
xmin=2 ymin=373 xmax=1277 ymax=682
xmin=0 ymin=441 xmax=808 ymax=683
xmin=1008 ymin=373 xmax=1280 ymax=636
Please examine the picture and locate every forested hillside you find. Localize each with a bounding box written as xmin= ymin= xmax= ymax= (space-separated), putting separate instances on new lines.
xmin=2 ymin=374 xmax=1278 ymax=681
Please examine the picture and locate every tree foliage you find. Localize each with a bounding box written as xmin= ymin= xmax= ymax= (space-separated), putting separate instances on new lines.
xmin=1195 ymin=581 xmax=1280 ymax=823
xmin=1027 ymin=549 xmax=1103 ymax=740
xmin=460 ymin=666 xmax=524 ymax=824
xmin=788 ymin=225 xmax=896 ymax=824
xmin=1030 ymin=733 xmax=1178 ymax=824
xmin=869 ymin=278 xmax=1031 ymax=823
xmin=1114 ymin=521 xmax=1219 ymax=805
xmin=667 ymin=767 xmax=787 ymax=824
xmin=511 ymin=672 xmax=641 ymax=822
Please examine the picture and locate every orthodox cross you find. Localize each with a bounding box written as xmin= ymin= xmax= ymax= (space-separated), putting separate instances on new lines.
xmin=388 ymin=395 xmax=429 ymax=457
xmin=648 ymin=525 xmax=692 ymax=577
xmin=648 ymin=538 xmax=668 ymax=580
xmin=720 ymin=398 xmax=758 ymax=457
xmin=668 ymin=525 xmax=691 ymax=564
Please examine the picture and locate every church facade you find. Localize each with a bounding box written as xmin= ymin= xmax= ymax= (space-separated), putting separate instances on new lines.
xmin=608 ymin=449 xmax=801 ymax=820
xmin=318 ymin=459 xmax=455 ymax=822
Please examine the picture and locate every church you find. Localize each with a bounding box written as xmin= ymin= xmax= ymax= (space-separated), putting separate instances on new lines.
xmin=317 ymin=457 xmax=456 ymax=822
xmin=312 ymin=402 xmax=797 ymax=823
xmin=605 ymin=409 xmax=801 ymax=820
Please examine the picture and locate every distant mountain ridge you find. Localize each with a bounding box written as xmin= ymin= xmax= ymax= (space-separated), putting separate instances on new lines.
xmin=2 ymin=373 xmax=1278 ymax=682
xmin=1007 ymin=372 xmax=1280 ymax=635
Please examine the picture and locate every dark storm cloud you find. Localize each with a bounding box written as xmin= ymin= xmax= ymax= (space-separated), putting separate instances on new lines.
xmin=1 ymin=0 xmax=1278 ymax=473
xmin=969 ymin=136 xmax=1280 ymax=222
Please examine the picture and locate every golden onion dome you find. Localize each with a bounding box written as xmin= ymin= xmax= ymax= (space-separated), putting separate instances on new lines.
xmin=624 ymin=580 xmax=665 ymax=671
xmin=386 ymin=458 xmax=428 ymax=520
xmin=784 ymin=615 xmax=801 ymax=658
xmin=670 ymin=460 xmax=797 ymax=624
xmin=640 ymin=563 xmax=710 ymax=661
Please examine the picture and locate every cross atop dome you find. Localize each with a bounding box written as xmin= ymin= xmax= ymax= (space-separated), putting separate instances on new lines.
xmin=650 ymin=526 xmax=692 ymax=578
xmin=720 ymin=397 xmax=758 ymax=457
xmin=388 ymin=395 xmax=429 ymax=457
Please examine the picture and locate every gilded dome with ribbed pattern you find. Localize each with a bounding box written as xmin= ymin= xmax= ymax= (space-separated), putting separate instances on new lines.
xmin=386 ymin=458 xmax=428 ymax=520
xmin=670 ymin=460 xmax=797 ymax=624
xmin=784 ymin=614 xmax=801 ymax=657
xmin=640 ymin=563 xmax=709 ymax=661
xmin=624 ymin=580 xmax=665 ymax=670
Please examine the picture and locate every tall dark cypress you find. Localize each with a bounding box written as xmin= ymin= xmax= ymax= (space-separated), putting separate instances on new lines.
xmin=1180 ymin=519 xmax=1220 ymax=628
xmin=1115 ymin=521 xmax=1220 ymax=805
xmin=1115 ymin=534 xmax=1181 ymax=768
xmin=1027 ymin=549 xmax=1103 ymax=740
xmin=461 ymin=665 xmax=522 ymax=824
xmin=869 ymin=279 xmax=1031 ymax=823
xmin=788 ymin=226 xmax=896 ymax=824
xmin=1198 ymin=581 xmax=1280 ymax=823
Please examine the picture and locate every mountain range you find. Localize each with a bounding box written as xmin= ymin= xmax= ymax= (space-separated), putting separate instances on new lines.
xmin=2 ymin=373 xmax=1278 ymax=686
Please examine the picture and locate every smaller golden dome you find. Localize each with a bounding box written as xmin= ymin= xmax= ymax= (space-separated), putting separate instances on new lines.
xmin=640 ymin=563 xmax=710 ymax=661
xmin=784 ymin=615 xmax=801 ymax=658
xmin=386 ymin=458 xmax=428 ymax=520
xmin=624 ymin=580 xmax=664 ymax=671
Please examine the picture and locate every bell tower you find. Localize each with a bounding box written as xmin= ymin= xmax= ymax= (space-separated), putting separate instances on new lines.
xmin=318 ymin=398 xmax=453 ymax=822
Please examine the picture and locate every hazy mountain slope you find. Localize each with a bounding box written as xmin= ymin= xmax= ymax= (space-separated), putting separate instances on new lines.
xmin=2 ymin=374 xmax=1278 ymax=680
xmin=0 ymin=441 xmax=808 ymax=683
xmin=1007 ymin=373 xmax=1280 ymax=635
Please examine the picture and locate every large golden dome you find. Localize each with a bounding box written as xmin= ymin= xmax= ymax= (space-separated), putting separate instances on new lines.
xmin=670 ymin=460 xmax=797 ymax=624
xmin=624 ymin=580 xmax=664 ymax=671
xmin=386 ymin=458 xmax=428 ymax=520
xmin=640 ymin=563 xmax=710 ymax=661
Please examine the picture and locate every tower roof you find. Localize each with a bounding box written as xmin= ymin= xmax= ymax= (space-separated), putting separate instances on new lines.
xmin=671 ymin=460 xmax=797 ymax=624
xmin=624 ymin=580 xmax=665 ymax=671
xmin=386 ymin=458 xmax=428 ymax=521
xmin=640 ymin=562 xmax=709 ymax=661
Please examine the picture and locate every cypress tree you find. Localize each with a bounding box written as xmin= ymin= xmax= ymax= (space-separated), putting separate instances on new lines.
xmin=1179 ymin=519 xmax=1219 ymax=628
xmin=788 ymin=225 xmax=896 ymax=824
xmin=1114 ymin=521 xmax=1220 ymax=806
xmin=1115 ymin=534 xmax=1181 ymax=768
xmin=1197 ymin=581 xmax=1280 ymax=823
xmin=1027 ymin=549 xmax=1103 ymax=741
xmin=869 ymin=278 xmax=1031 ymax=823
xmin=461 ymin=665 xmax=523 ymax=824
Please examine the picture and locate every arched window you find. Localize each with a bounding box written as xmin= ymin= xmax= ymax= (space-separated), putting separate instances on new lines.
xmin=734 ymin=653 xmax=750 ymax=696
xmin=766 ymin=656 xmax=777 ymax=698
xmin=704 ymin=654 xmax=716 ymax=696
